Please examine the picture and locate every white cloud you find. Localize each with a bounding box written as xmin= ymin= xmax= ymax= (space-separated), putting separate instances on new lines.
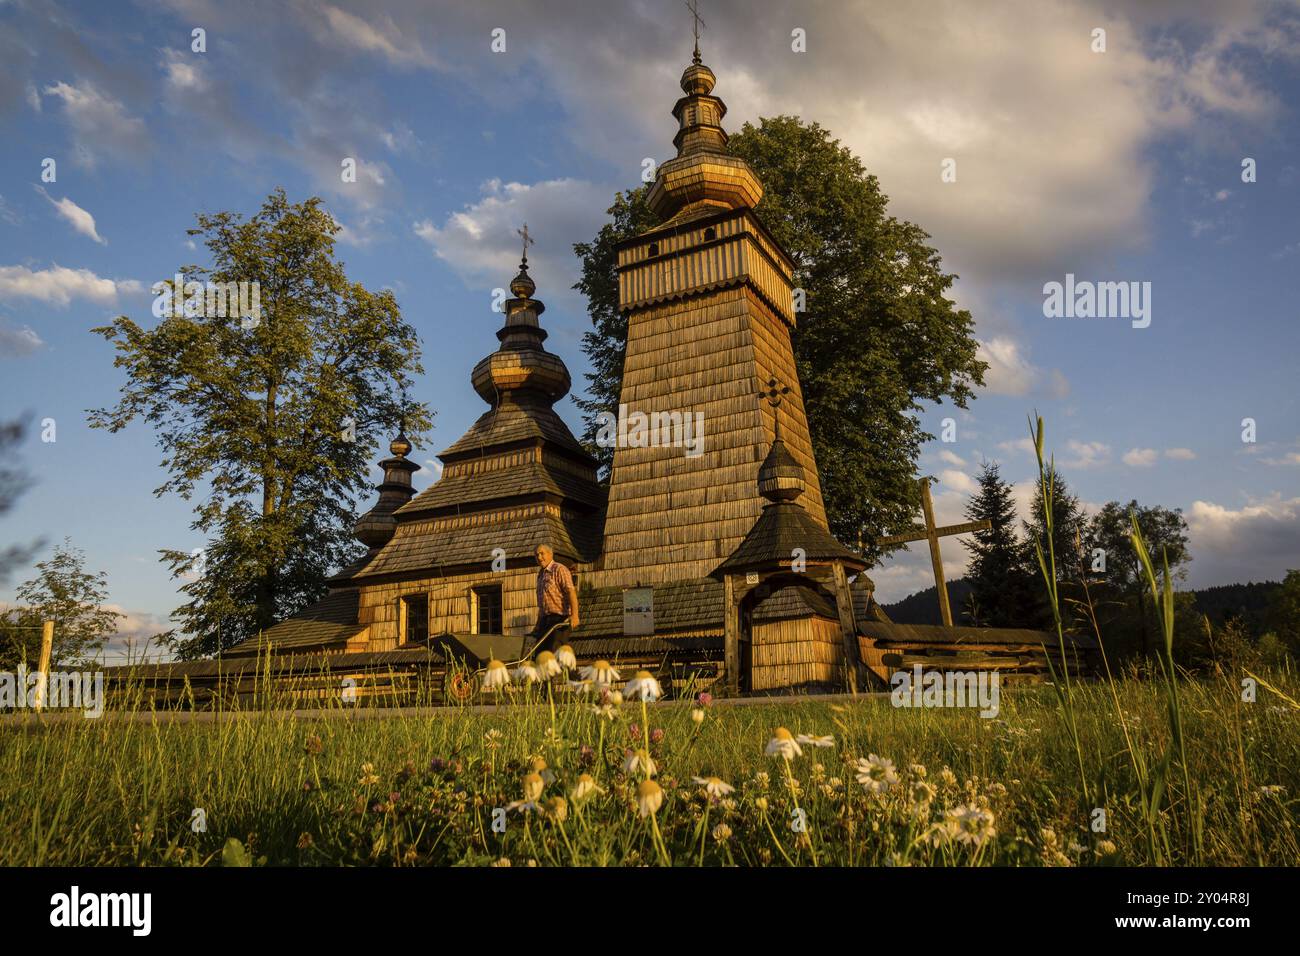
xmin=1165 ymin=447 xmax=1197 ymax=460
xmin=160 ymin=48 xmax=208 ymax=93
xmin=316 ymin=5 xmax=438 ymax=67
xmin=1062 ymin=439 xmax=1111 ymax=469
xmin=997 ymin=437 xmax=1037 ymax=457
xmin=938 ymin=468 xmax=979 ymax=496
xmin=0 ymin=320 xmax=43 ymax=357
xmin=1187 ymin=494 xmax=1300 ymax=587
xmin=1123 ymin=447 xmax=1159 ymax=467
xmin=35 ymin=186 xmax=106 ymax=244
xmin=936 ymin=449 xmax=966 ymax=467
xmin=42 ymin=80 xmax=150 ymax=169
xmin=977 ymin=337 xmax=1069 ymax=399
xmin=1262 ymin=452 xmax=1300 ymax=466
xmin=0 ymin=264 xmax=141 ymax=306
xmin=414 ymin=177 xmax=616 ymax=314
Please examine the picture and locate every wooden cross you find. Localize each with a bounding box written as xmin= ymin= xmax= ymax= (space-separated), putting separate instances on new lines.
xmin=517 ymin=222 xmax=534 ymax=264
xmin=684 ymin=0 xmax=706 ymax=62
xmin=876 ymin=477 xmax=991 ymax=627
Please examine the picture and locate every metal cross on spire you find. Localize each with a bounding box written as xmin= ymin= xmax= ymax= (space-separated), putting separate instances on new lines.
xmin=684 ymin=0 xmax=706 ymax=63
xmin=517 ymin=222 xmax=535 ymax=265
xmin=759 ymin=375 xmax=789 ymax=408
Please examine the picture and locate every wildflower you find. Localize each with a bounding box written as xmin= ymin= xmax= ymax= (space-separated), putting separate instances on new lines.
xmin=939 ymin=767 xmax=957 ymax=787
xmin=691 ymin=708 xmax=705 ymax=725
xmin=855 ymin=754 xmax=899 ymax=795
xmin=1097 ymin=840 xmax=1118 ymax=856
xmin=636 ymin=779 xmax=664 ymax=817
xmin=624 ymin=749 xmax=657 ymax=777
xmin=591 ymin=701 xmax=617 ymax=720
xmin=555 ymin=644 xmax=577 ymax=670
xmin=911 ymin=780 xmax=936 ymax=806
xmin=582 ymin=660 xmax=621 ymax=686
xmin=692 ymin=776 xmax=735 ymax=798
xmin=571 ymin=773 xmax=603 ymax=801
xmin=482 ymin=659 xmax=511 ymax=690
xmin=535 ymin=650 xmax=562 ymax=678
xmin=697 ymin=691 xmax=713 ymax=707
xmin=544 ymin=796 xmax=569 ymax=823
xmin=483 ymin=728 xmax=503 ymax=748
xmin=796 ymin=733 xmax=834 ymax=748
xmin=753 ymin=771 xmax=770 ymax=789
xmin=909 ymin=764 xmax=927 ymax=778
xmin=650 ymin=727 xmax=665 ymax=745
xmin=944 ymin=803 xmax=996 ymax=846
xmin=566 ymin=679 xmax=594 ymax=696
xmin=512 ymin=662 xmax=541 ymax=684
xmin=358 ymin=763 xmax=380 ymax=786
xmin=624 ymin=670 xmax=662 ymax=702
xmin=303 ymin=735 xmax=323 ymax=755
xmin=712 ymin=823 xmax=733 ymax=842
xmin=297 ymin=832 xmax=314 ymax=850
xmin=765 ymin=727 xmax=803 ymax=760
xmin=530 ymin=757 xmax=556 ymax=785
xmin=754 ymin=796 xmax=769 ymax=812
xmin=491 ymin=858 xmax=512 ymax=867
xmin=506 ymin=772 xmax=545 ymax=813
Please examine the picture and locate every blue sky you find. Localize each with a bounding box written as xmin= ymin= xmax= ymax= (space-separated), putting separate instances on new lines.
xmin=1 ymin=0 xmax=1298 ymax=660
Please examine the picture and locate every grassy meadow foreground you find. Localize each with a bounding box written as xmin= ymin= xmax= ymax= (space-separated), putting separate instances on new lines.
xmin=1 ymin=673 xmax=1297 ymax=866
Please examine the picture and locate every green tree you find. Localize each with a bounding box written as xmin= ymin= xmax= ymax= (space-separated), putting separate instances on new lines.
xmin=572 ymin=116 xmax=986 ymax=554
xmin=90 ymin=189 xmax=430 ymax=658
xmin=1086 ymin=500 xmax=1191 ymax=658
xmin=3 ymin=539 xmax=122 ymax=668
xmin=961 ymin=461 xmax=1037 ymax=627
xmin=0 ymin=417 xmax=42 ymax=586
xmin=1021 ymin=463 xmax=1087 ymax=629
xmin=1266 ymin=569 xmax=1300 ymax=656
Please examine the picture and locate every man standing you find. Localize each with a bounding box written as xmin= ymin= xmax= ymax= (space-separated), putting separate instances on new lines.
xmin=533 ymin=544 xmax=579 ymax=648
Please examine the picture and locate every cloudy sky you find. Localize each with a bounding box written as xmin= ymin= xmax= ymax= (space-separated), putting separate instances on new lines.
xmin=1 ymin=0 xmax=1298 ymax=659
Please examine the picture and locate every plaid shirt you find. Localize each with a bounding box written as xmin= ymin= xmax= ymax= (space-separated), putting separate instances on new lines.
xmin=536 ymin=560 xmax=574 ymax=616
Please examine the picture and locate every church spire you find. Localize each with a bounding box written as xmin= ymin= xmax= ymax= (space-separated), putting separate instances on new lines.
xmin=354 ymin=431 xmax=419 ymax=551
xmin=646 ymin=4 xmax=763 ymax=223
xmin=469 ymin=230 xmax=571 ymax=406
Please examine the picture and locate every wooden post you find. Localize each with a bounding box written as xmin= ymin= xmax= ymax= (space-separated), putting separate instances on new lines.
xmin=723 ymin=575 xmax=740 ymax=696
xmin=34 ymin=619 xmax=53 ymax=712
xmin=831 ymin=562 xmax=860 ymax=695
xmin=919 ymin=481 xmax=952 ymax=628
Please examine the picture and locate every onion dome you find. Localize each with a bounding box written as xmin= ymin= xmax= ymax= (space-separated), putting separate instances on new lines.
xmin=646 ymin=52 xmax=764 ymax=223
xmin=353 ymin=431 xmax=419 ymax=550
xmin=757 ymin=422 xmax=806 ymax=503
xmin=470 ymin=256 xmax=571 ymax=405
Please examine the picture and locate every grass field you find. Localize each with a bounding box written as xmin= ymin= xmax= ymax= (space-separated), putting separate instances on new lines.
xmin=2 ymin=669 xmax=1296 ymax=867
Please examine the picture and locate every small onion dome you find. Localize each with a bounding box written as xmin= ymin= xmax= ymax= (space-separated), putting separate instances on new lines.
xmin=509 ymin=264 xmax=536 ymax=299
xmin=680 ymin=60 xmax=716 ymax=95
xmin=390 ymin=433 xmax=412 ymax=457
xmin=757 ymin=436 xmax=806 ymax=502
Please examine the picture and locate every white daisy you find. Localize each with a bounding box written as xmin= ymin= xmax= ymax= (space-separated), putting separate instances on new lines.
xmin=624 ymin=670 xmax=662 ymax=702
xmin=482 ymin=658 xmax=511 ymax=690
xmin=944 ymin=803 xmax=997 ymax=846
xmin=535 ymin=650 xmax=562 ymax=678
xmin=691 ymin=708 xmax=705 ymax=725
xmin=555 ymin=644 xmax=577 ymax=670
xmin=692 ymin=776 xmax=735 ymax=798
xmin=623 ymin=749 xmax=657 ymax=777
xmin=512 ymin=662 xmax=540 ymax=684
xmin=582 ymin=660 xmax=621 ymax=686
xmin=636 ymin=779 xmax=664 ymax=817
xmin=570 ymin=773 xmax=603 ymax=801
xmin=796 ymin=733 xmax=835 ymax=748
xmin=765 ymin=727 xmax=803 ymax=760
xmin=855 ymin=754 xmax=899 ymax=794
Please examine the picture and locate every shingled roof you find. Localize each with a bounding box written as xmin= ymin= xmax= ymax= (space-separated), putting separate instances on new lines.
xmin=713 ymin=499 xmax=864 ymax=576
xmin=224 ymin=590 xmax=368 ymax=658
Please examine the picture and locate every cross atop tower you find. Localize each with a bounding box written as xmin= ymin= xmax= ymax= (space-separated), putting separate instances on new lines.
xmin=684 ymin=0 xmax=706 ymax=64
xmin=517 ymin=222 xmax=534 ymax=265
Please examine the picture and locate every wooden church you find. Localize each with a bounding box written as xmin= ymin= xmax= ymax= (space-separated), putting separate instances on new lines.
xmin=114 ymin=39 xmax=1094 ymax=705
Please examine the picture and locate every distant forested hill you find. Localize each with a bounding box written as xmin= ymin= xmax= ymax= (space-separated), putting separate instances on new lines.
xmin=881 ymin=577 xmax=1282 ymax=633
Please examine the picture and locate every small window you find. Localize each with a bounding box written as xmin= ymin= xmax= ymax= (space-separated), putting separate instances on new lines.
xmin=402 ymin=594 xmax=429 ymax=644
xmin=703 ymin=227 xmax=716 ymax=241
xmin=472 ymin=585 xmax=503 ymax=635
xmin=648 ymin=242 xmax=659 ymax=257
